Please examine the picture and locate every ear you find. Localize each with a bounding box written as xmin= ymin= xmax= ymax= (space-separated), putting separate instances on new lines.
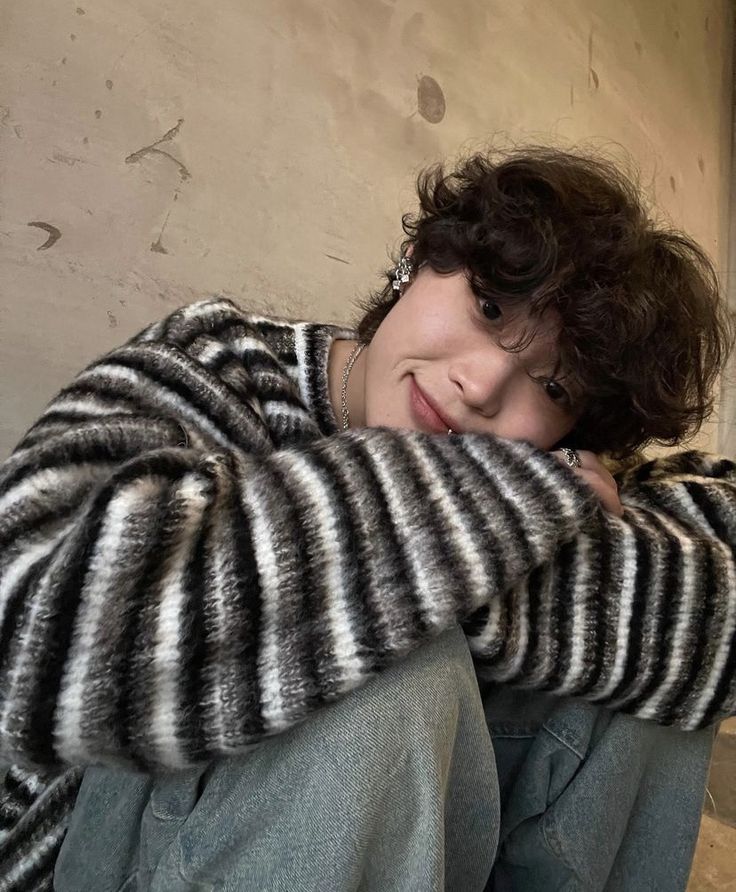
xmin=406 ymin=243 xmax=415 ymax=259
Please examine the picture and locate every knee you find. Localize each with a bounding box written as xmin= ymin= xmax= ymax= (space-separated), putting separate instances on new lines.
xmin=355 ymin=627 xmax=481 ymax=739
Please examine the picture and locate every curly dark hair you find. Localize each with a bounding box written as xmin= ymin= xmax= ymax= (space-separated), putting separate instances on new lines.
xmin=355 ymin=146 xmax=733 ymax=458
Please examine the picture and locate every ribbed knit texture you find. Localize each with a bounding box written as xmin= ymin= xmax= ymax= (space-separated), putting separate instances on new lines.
xmin=1 ymin=296 xmax=735 ymax=889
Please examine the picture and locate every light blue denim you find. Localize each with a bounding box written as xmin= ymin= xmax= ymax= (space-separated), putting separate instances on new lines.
xmin=54 ymin=626 xmax=714 ymax=891
xmin=478 ymin=677 xmax=715 ymax=891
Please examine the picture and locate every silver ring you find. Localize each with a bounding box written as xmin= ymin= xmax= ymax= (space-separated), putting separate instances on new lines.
xmin=561 ymin=447 xmax=582 ymax=469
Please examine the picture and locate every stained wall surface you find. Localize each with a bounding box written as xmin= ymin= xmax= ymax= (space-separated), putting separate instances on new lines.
xmin=0 ymin=0 xmax=732 ymax=455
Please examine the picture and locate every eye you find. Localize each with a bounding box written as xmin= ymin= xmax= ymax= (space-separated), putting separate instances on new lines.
xmin=541 ymin=378 xmax=569 ymax=404
xmin=479 ymin=298 xmax=502 ymax=321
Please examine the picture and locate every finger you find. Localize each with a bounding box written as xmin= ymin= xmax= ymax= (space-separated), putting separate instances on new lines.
xmin=575 ymin=469 xmax=624 ymax=516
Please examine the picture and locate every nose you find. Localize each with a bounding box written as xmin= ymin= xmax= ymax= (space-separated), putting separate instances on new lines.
xmin=448 ymin=349 xmax=516 ymax=416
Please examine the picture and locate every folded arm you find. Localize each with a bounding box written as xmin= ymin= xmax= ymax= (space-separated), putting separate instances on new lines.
xmin=1 ymin=300 xmax=734 ymax=771
xmin=469 ymin=453 xmax=736 ymax=731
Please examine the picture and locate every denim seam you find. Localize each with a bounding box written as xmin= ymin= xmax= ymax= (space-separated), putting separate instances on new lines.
xmin=541 ymin=725 xmax=586 ymax=761
xmin=489 ymin=732 xmax=538 ymax=740
xmin=537 ymin=725 xmax=586 ymax=887
xmin=175 ymin=838 xmax=216 ymax=891
xmin=541 ymin=810 xmax=583 ymax=888
xmin=115 ymin=872 xmax=138 ymax=892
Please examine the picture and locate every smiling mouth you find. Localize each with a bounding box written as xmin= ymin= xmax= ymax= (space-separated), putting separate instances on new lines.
xmin=409 ymin=376 xmax=457 ymax=434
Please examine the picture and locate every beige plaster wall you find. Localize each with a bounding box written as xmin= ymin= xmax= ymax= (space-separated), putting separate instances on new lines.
xmin=1 ymin=0 xmax=732 ymax=457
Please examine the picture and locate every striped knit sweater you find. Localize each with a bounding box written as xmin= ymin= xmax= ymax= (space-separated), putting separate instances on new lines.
xmin=1 ymin=295 xmax=735 ymax=890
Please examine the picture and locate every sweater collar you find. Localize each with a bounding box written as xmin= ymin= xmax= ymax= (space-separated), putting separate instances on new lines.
xmin=294 ymin=320 xmax=357 ymax=437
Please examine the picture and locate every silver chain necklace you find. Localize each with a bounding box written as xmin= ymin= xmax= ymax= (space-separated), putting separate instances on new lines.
xmin=341 ymin=342 xmax=365 ymax=431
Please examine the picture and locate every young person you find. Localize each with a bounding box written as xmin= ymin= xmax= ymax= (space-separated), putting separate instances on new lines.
xmin=1 ymin=147 xmax=734 ymax=891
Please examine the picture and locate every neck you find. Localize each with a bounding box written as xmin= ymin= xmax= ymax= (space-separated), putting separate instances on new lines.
xmin=328 ymin=338 xmax=367 ymax=429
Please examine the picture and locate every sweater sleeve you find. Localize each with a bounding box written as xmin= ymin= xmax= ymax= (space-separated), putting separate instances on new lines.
xmin=0 ymin=299 xmax=733 ymax=771
xmin=0 ymin=299 xmax=601 ymax=770
xmin=469 ymin=452 xmax=736 ymax=731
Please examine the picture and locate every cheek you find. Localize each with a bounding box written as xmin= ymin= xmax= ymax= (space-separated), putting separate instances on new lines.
xmin=504 ymin=389 xmax=576 ymax=449
xmin=368 ymin=304 xmax=410 ymax=364
xmin=380 ymin=290 xmax=456 ymax=356
xmin=536 ymin=414 xmax=577 ymax=450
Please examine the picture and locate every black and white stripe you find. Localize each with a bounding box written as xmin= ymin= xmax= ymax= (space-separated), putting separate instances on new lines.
xmin=1 ymin=297 xmax=735 ymax=888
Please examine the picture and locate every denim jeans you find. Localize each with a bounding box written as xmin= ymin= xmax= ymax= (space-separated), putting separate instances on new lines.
xmin=54 ymin=626 xmax=713 ymax=891
xmin=479 ymin=678 xmax=715 ymax=890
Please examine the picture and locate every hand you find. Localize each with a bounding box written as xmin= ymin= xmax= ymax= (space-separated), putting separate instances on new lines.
xmin=551 ymin=449 xmax=624 ymax=517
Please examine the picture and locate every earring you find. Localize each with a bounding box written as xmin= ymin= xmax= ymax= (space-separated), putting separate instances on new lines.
xmin=392 ymin=254 xmax=415 ymax=295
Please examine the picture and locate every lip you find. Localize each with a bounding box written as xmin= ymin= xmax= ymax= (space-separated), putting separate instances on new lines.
xmin=409 ymin=376 xmax=459 ymax=434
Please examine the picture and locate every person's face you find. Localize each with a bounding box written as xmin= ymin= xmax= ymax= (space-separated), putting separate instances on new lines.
xmin=361 ymin=265 xmax=581 ymax=450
